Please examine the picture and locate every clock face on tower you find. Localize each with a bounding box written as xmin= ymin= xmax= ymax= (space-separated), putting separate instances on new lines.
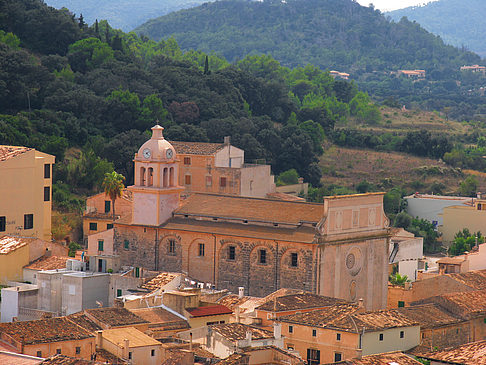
xmin=166 ymin=148 xmax=173 ymax=159
xmin=142 ymin=148 xmax=151 ymax=159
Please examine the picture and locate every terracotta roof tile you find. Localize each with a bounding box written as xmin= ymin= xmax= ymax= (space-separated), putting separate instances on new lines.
xmin=0 ymin=235 xmax=33 ymax=254
xmin=332 ymin=351 xmax=423 ymax=364
xmin=129 ymin=307 xmax=188 ymax=328
xmin=170 ymin=141 xmax=225 ymax=155
xmin=101 ymin=327 xmax=161 ymax=347
xmin=257 ymin=293 xmax=349 ymax=312
xmin=186 ymin=304 xmax=232 ymax=317
xmin=266 ymin=192 xmax=306 ymax=202
xmin=84 ymin=307 xmax=148 ymax=328
xmin=0 ymin=145 xmax=31 ymax=161
xmin=414 ymin=290 xmax=486 ymax=319
xmin=40 ymin=355 xmax=94 ymax=364
xmin=419 ymin=340 xmax=486 ymax=364
xmin=211 ymin=323 xmax=274 ymax=342
xmin=141 ymin=273 xmax=177 ymax=291
xmin=397 ymin=304 xmax=464 ymax=329
xmin=216 ymin=353 xmax=249 ymax=365
xmin=0 ymin=351 xmax=43 ymax=365
xmin=0 ymin=317 xmax=93 ymax=345
xmin=25 ymin=256 xmax=70 ymax=271
xmin=447 ymin=270 xmax=486 ymax=290
xmin=66 ymin=313 xmax=103 ymax=333
xmin=173 ymin=193 xmax=323 ymax=226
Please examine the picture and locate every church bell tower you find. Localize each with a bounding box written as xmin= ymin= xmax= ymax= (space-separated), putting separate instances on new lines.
xmin=129 ymin=125 xmax=184 ymax=226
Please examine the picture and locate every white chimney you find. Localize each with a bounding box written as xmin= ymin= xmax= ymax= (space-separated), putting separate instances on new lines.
xmin=273 ymin=322 xmax=281 ymax=339
xmin=238 ymin=287 xmax=245 ymax=298
xmin=246 ymin=330 xmax=252 ymax=343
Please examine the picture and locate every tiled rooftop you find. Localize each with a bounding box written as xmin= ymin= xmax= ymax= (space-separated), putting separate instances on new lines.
xmin=211 ymin=323 xmax=274 ymax=342
xmin=0 ymin=317 xmax=93 ymax=345
xmin=333 ymin=351 xmax=423 ymax=364
xmin=129 ymin=307 xmax=188 ymax=326
xmin=102 ymin=327 xmax=161 ymax=348
xmin=0 ymin=145 xmax=31 ymax=162
xmin=186 ymin=304 xmax=232 ymax=317
xmin=419 ymin=340 xmax=486 ymax=365
xmin=0 ymin=351 xmax=43 ymax=365
xmin=141 ymin=272 xmax=177 ymax=291
xmin=84 ymin=307 xmax=148 ymax=328
xmin=448 ymin=269 xmax=486 ymax=290
xmin=0 ymin=235 xmax=32 ymax=254
xmin=173 ymin=193 xmax=323 ymax=226
xmin=66 ymin=313 xmax=103 ymax=333
xmin=25 ymin=256 xmax=70 ymax=271
xmin=414 ymin=290 xmax=486 ymax=319
xmin=257 ymin=293 xmax=348 ymax=312
xmin=397 ymin=304 xmax=464 ymax=329
xmin=216 ymin=353 xmax=248 ymax=365
xmin=39 ymin=354 xmax=94 ymax=364
xmin=170 ymin=141 xmax=225 ymax=155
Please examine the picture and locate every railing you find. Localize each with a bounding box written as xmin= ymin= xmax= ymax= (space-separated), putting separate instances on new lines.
xmin=18 ymin=307 xmax=60 ymax=321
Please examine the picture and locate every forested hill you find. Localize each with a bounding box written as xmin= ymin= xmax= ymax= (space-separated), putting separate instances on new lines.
xmin=387 ymin=0 xmax=486 ymax=57
xmin=44 ymin=0 xmax=216 ymax=31
xmin=134 ymin=0 xmax=479 ymax=72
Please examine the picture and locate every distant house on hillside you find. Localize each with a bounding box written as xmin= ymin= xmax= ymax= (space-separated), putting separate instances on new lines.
xmin=394 ymin=70 xmax=426 ymax=79
xmin=461 ymin=64 xmax=486 ymax=74
xmin=329 ymin=70 xmax=350 ymax=80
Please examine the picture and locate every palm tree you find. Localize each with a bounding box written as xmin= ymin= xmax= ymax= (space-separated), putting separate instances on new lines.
xmin=102 ymin=171 xmax=125 ymax=221
xmin=389 ymin=273 xmax=410 ymax=286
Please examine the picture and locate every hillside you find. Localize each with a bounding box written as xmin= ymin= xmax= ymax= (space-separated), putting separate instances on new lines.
xmin=44 ymin=0 xmax=215 ymax=31
xmin=135 ymin=0 xmax=479 ymax=71
xmin=387 ymin=0 xmax=486 ymax=57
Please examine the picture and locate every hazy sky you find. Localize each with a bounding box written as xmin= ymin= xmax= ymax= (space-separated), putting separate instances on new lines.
xmin=356 ymin=0 xmax=438 ymax=12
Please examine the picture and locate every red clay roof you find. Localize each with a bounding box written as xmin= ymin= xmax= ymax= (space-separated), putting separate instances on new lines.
xmin=419 ymin=340 xmax=486 ymax=364
xmin=0 ymin=236 xmax=33 ymax=254
xmin=185 ymin=304 xmax=232 ymax=317
xmin=170 ymin=141 xmax=225 ymax=155
xmin=141 ymin=272 xmax=177 ymax=291
xmin=0 ymin=145 xmax=31 ymax=161
xmin=25 ymin=256 xmax=70 ymax=271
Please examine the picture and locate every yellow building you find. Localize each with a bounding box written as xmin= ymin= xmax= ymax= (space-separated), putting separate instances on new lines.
xmin=0 ymin=235 xmax=31 ymax=284
xmin=440 ymin=198 xmax=486 ymax=245
xmin=0 ymin=146 xmax=55 ymax=241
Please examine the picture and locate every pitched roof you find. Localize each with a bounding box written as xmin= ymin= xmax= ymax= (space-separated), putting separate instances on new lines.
xmin=173 ymin=193 xmax=323 ymax=226
xmin=447 ymin=270 xmax=486 ymax=290
xmin=333 ymin=351 xmax=423 ymax=364
xmin=414 ymin=290 xmax=486 ymax=319
xmin=101 ymin=327 xmax=161 ymax=348
xmin=66 ymin=313 xmax=103 ymax=333
xmin=141 ymin=272 xmax=177 ymax=291
xmin=211 ymin=323 xmax=274 ymax=342
xmin=397 ymin=304 xmax=464 ymax=329
xmin=257 ymin=293 xmax=349 ymax=312
xmin=25 ymin=256 xmax=70 ymax=271
xmin=40 ymin=355 xmax=94 ymax=364
xmin=170 ymin=141 xmax=225 ymax=155
xmin=213 ymin=353 xmax=248 ymax=365
xmin=84 ymin=307 xmax=148 ymax=328
xmin=0 ymin=351 xmax=43 ymax=365
xmin=279 ymin=305 xmax=418 ymax=332
xmin=419 ymin=340 xmax=486 ymax=365
xmin=0 ymin=236 xmax=33 ymax=254
xmin=129 ymin=307 xmax=188 ymax=327
xmin=186 ymin=305 xmax=232 ymax=318
xmin=0 ymin=317 xmax=93 ymax=345
xmin=0 ymin=145 xmax=31 ymax=162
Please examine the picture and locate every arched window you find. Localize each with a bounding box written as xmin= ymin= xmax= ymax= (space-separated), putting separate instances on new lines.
xmin=163 ymin=168 xmax=168 ymax=187
xmin=140 ymin=167 xmax=146 ymax=186
xmin=147 ymin=168 xmax=153 ymax=186
xmin=169 ymin=167 xmax=175 ymax=187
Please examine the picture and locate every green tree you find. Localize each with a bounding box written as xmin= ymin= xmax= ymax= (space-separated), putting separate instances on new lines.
xmin=277 ymin=169 xmax=299 ymax=186
xmin=389 ymin=273 xmax=410 ymax=286
xmin=102 ymin=171 xmax=125 ymax=221
xmin=459 ymin=176 xmax=478 ymax=197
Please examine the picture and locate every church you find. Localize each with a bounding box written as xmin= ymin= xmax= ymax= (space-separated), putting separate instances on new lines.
xmin=88 ymin=125 xmax=391 ymax=310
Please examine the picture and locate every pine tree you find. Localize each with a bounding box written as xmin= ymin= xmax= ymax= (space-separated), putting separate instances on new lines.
xmin=204 ymin=55 xmax=210 ymax=75
xmin=95 ymin=19 xmax=100 ymax=39
xmin=78 ymin=14 xmax=85 ymax=29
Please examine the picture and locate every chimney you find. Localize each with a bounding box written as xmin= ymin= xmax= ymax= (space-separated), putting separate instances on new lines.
xmin=478 ymin=192 xmax=482 ymax=199
xmin=238 ymin=287 xmax=244 ymax=299
xmin=224 ymin=136 xmax=230 ymax=145
xmin=273 ymin=322 xmax=281 ymax=340
xmin=357 ymin=298 xmax=365 ymax=312
xmin=189 ymin=332 xmax=193 ymax=351
xmin=96 ymin=331 xmax=102 ymax=348
xmin=123 ymin=339 xmax=130 ymax=359
xmin=245 ymin=330 xmax=252 ymax=344
xmin=235 ymin=306 xmax=240 ymax=323
xmin=19 ymin=335 xmax=24 ymax=354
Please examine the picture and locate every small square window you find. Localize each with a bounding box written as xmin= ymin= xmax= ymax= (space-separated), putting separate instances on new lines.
xmin=124 ymin=240 xmax=129 ymax=249
xmin=291 ymin=252 xmax=298 ymax=267
xmin=398 ymin=301 xmax=405 ymax=307
xmin=184 ymin=157 xmax=191 ymax=165
xmin=400 ymin=331 xmax=404 ymax=338
xmin=104 ymin=200 xmax=111 ymax=213
xmin=199 ymin=243 xmax=205 ymax=256
xmin=206 ymin=175 xmax=212 ymax=187
xmin=0 ymin=216 xmax=5 ymax=232
xmin=36 ymin=351 xmax=42 ymax=357
xmin=76 ymin=346 xmax=81 ymax=354
xmin=336 ymin=333 xmax=341 ymax=341
xmin=228 ymin=246 xmax=235 ymax=260
xmin=259 ymin=249 xmax=266 ymax=264
xmin=287 ymin=344 xmax=294 ymax=350
xmin=89 ymin=222 xmax=97 ymax=231
xmin=185 ymin=175 xmax=191 ymax=185
xmin=56 ymin=349 xmax=61 ymax=354
xmin=128 ymin=352 xmax=132 ymax=360
xmin=44 ymin=186 xmax=50 ymax=202
xmin=289 ymin=325 xmax=293 ymax=333
xmin=151 ymin=349 xmax=155 ymax=357
xmin=44 ymin=164 xmax=51 ymax=178
xmin=168 ymin=239 xmax=176 ymax=254
xmin=312 ymin=329 xmax=317 ymax=337
xmin=220 ymin=177 xmax=227 ymax=187
xmin=379 ymin=333 xmax=384 ymax=341
xmin=107 ymin=223 xmax=113 ymax=229
xmin=334 ymin=353 xmax=342 ymax=362
xmin=117 ymin=289 xmax=122 ymax=297
xmin=24 ymin=214 xmax=33 ymax=229
xmin=98 ymin=240 xmax=104 ymax=251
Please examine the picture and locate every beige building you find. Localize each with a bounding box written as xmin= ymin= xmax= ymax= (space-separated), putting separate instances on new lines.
xmin=440 ymin=198 xmax=486 ymax=245
xmin=0 ymin=146 xmax=55 ymax=241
